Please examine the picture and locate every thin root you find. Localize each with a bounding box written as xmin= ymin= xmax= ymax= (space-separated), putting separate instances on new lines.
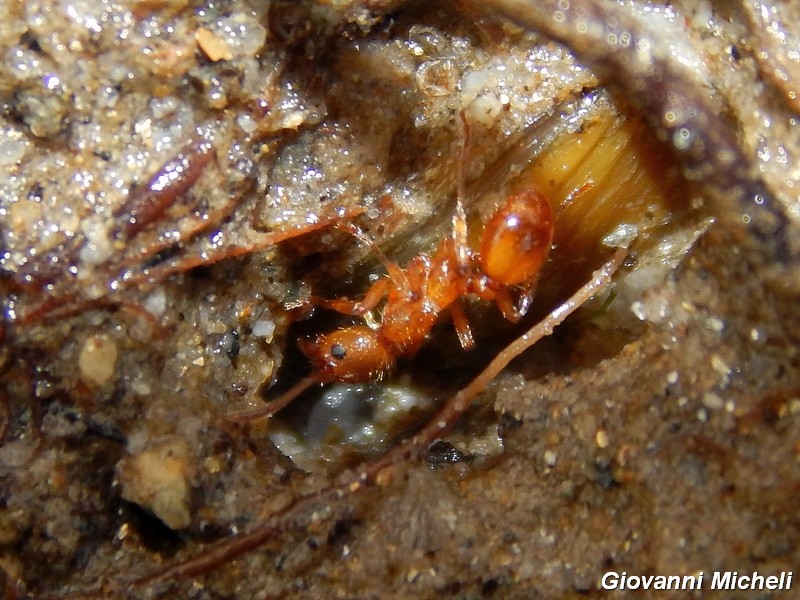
xmin=227 ymin=376 xmax=318 ymax=423
xmin=17 ymin=208 xmax=366 ymax=328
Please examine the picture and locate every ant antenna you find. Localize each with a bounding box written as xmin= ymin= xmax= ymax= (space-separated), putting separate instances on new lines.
xmin=453 ymin=111 xmax=473 ymax=269
xmin=457 ymin=110 xmax=471 ymax=206
xmin=336 ymin=221 xmax=410 ymax=289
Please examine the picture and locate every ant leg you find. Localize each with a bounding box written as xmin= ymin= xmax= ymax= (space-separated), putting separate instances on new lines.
xmin=468 ymin=281 xmax=523 ymax=323
xmin=311 ymin=277 xmax=391 ymax=316
xmin=514 ymin=279 xmax=538 ymax=318
xmin=494 ymin=276 xmax=540 ymax=323
xmin=492 ymin=286 xmax=525 ymax=323
xmin=449 ymin=301 xmax=475 ymax=350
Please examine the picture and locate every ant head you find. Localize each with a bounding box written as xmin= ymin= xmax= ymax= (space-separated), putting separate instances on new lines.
xmin=480 ymin=188 xmax=555 ymax=286
xmin=299 ymin=325 xmax=394 ymax=384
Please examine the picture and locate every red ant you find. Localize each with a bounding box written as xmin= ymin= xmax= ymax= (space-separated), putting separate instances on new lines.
xmin=300 ymin=187 xmax=555 ymax=383
xmin=297 ymin=110 xmax=555 ymax=385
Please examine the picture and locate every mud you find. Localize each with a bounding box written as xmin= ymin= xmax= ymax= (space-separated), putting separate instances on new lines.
xmin=1 ymin=1 xmax=799 ymax=598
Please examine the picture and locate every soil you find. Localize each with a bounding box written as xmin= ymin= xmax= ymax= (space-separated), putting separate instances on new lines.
xmin=1 ymin=1 xmax=799 ymax=598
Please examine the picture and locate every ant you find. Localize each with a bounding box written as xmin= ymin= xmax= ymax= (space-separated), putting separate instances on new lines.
xmin=300 ymin=188 xmax=553 ymax=383
xmin=300 ymin=108 xmax=556 ymax=385
xmin=300 ymin=186 xmax=555 ymax=384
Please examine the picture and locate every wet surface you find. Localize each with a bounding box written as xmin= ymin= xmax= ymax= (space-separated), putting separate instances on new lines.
xmin=1 ymin=1 xmax=799 ymax=598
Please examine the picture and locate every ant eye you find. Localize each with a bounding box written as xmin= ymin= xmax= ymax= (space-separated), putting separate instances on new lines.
xmin=330 ymin=343 xmax=347 ymax=360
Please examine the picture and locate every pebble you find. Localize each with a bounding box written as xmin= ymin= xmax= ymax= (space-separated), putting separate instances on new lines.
xmin=78 ymin=334 xmax=118 ymax=386
xmin=117 ymin=437 xmax=194 ymax=530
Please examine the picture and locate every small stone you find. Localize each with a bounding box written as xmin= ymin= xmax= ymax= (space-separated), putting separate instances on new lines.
xmin=252 ymin=319 xmax=275 ymax=342
xmin=702 ymin=392 xmax=724 ymax=410
xmin=595 ymin=429 xmax=610 ymax=449
xmin=117 ymin=438 xmax=194 ymax=530
xmin=196 ymin=27 xmax=233 ymax=62
xmin=78 ymin=334 xmax=118 ymax=386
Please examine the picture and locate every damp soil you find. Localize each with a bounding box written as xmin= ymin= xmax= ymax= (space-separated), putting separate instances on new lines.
xmin=1 ymin=1 xmax=800 ymax=599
